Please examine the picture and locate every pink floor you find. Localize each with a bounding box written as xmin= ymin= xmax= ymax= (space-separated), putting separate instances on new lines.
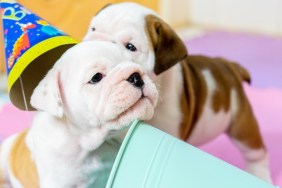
xmin=185 ymin=31 xmax=282 ymax=88
xmin=200 ymin=85 xmax=282 ymax=186
xmin=0 ymin=31 xmax=281 ymax=186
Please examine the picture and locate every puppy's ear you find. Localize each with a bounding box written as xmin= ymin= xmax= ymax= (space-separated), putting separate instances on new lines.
xmin=145 ymin=15 xmax=188 ymax=75
xmin=30 ymin=67 xmax=63 ymax=118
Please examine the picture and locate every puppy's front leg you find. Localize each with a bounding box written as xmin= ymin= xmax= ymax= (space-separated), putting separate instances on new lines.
xmin=39 ymin=178 xmax=60 ymax=188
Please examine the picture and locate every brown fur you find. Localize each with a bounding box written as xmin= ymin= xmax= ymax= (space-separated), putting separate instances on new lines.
xmin=0 ymin=172 xmax=2 ymax=185
xmin=179 ymin=55 xmax=264 ymax=149
xmin=145 ymin=15 xmax=187 ymax=75
xmin=9 ymin=130 xmax=39 ymax=188
xmin=180 ymin=58 xmax=207 ymax=140
xmin=229 ymin=61 xmax=251 ymax=84
xmin=145 ymin=13 xmax=264 ymax=150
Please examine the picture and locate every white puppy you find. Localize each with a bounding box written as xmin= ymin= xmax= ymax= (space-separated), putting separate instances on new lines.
xmin=83 ymin=2 xmax=272 ymax=182
xmin=0 ymin=41 xmax=158 ymax=188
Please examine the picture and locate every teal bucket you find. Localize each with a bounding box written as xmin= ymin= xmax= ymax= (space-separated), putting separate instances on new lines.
xmin=106 ymin=120 xmax=277 ymax=188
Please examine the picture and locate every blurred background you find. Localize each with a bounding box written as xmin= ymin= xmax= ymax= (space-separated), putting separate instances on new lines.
xmin=0 ymin=0 xmax=282 ymax=186
xmin=1 ymin=0 xmax=282 ymax=87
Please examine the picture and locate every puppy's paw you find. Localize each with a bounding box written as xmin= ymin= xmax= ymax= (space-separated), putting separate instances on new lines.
xmin=246 ymin=158 xmax=272 ymax=183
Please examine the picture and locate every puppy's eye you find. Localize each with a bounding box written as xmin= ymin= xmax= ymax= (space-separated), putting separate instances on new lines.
xmin=91 ymin=27 xmax=96 ymax=32
xmin=89 ymin=73 xmax=103 ymax=84
xmin=125 ymin=43 xmax=137 ymax=52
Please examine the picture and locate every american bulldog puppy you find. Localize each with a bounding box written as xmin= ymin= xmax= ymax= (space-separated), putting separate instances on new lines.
xmin=0 ymin=41 xmax=158 ymax=188
xmin=83 ymin=2 xmax=272 ymax=182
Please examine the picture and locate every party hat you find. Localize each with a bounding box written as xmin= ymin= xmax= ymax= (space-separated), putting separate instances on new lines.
xmin=1 ymin=0 xmax=78 ymax=110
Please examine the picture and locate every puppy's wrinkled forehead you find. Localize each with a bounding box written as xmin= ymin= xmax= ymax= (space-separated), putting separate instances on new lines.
xmin=58 ymin=41 xmax=127 ymax=75
xmin=62 ymin=41 xmax=125 ymax=63
xmin=87 ymin=3 xmax=188 ymax=75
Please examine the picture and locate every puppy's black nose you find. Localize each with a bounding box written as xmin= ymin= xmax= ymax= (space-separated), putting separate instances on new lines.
xmin=127 ymin=72 xmax=144 ymax=88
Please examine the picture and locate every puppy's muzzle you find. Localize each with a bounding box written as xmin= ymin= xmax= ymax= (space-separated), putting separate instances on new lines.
xmin=127 ymin=72 xmax=144 ymax=89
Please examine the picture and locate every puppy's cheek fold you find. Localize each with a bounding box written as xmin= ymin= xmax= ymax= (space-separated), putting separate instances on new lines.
xmin=95 ymin=101 xmax=106 ymax=120
xmin=142 ymin=102 xmax=155 ymax=120
xmin=143 ymin=82 xmax=159 ymax=107
xmin=89 ymin=116 xmax=100 ymax=126
xmin=148 ymin=87 xmax=158 ymax=107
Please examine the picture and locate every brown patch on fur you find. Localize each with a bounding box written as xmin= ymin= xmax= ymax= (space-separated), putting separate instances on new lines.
xmin=145 ymin=15 xmax=187 ymax=75
xmin=180 ymin=63 xmax=195 ymax=140
xmin=9 ymin=130 xmax=39 ymax=188
xmin=225 ymin=61 xmax=263 ymax=148
xmin=227 ymin=96 xmax=265 ymax=149
xmin=179 ymin=55 xmax=265 ymax=150
xmin=179 ymin=58 xmax=207 ymax=140
xmin=227 ymin=86 xmax=265 ymax=149
xmin=144 ymin=11 xmax=263 ymax=149
xmin=229 ymin=61 xmax=251 ymax=84
xmin=0 ymin=173 xmax=3 ymax=185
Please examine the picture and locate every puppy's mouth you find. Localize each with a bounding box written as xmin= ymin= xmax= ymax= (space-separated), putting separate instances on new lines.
xmin=106 ymin=91 xmax=155 ymax=129
xmin=110 ymin=94 xmax=150 ymax=122
xmin=98 ymin=71 xmax=158 ymax=130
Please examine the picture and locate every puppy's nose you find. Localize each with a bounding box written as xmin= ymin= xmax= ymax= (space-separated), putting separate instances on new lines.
xmin=127 ymin=72 xmax=144 ymax=88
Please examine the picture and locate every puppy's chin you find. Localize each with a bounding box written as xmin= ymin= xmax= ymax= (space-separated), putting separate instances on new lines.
xmin=105 ymin=97 xmax=155 ymax=130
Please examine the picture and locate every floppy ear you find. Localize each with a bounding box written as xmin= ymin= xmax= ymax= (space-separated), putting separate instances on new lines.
xmin=145 ymin=15 xmax=188 ymax=75
xmin=30 ymin=67 xmax=64 ymax=118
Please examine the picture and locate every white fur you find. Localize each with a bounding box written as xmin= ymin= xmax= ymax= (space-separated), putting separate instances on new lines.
xmin=84 ymin=3 xmax=184 ymax=138
xmin=187 ymin=70 xmax=232 ymax=145
xmin=83 ymin=3 xmax=157 ymax=73
xmin=0 ymin=134 xmax=22 ymax=188
xmin=0 ymin=41 xmax=158 ymax=187
xmin=83 ymin=2 xmax=272 ymax=183
xmin=232 ymin=140 xmax=272 ymax=182
xmin=147 ymin=64 xmax=183 ymax=138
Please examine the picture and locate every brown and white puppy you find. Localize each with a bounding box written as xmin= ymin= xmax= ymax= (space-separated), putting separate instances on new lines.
xmin=83 ymin=2 xmax=272 ymax=182
xmin=0 ymin=41 xmax=158 ymax=188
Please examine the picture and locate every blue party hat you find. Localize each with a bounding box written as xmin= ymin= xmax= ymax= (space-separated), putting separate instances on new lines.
xmin=1 ymin=0 xmax=78 ymax=110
